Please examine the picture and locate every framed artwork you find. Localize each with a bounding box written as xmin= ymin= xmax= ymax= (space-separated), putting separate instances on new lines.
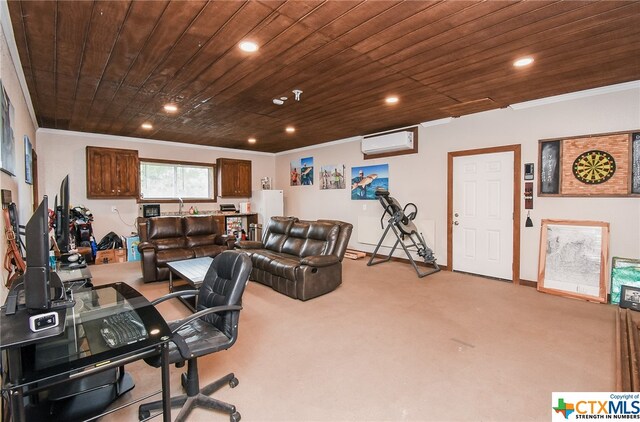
xmin=539 ymin=140 xmax=561 ymax=194
xmin=351 ymin=164 xmax=388 ymax=200
xmin=537 ymin=219 xmax=609 ymax=303
xmin=1 ymin=81 xmax=16 ymax=176
xmin=620 ymin=285 xmax=640 ymax=311
xmin=538 ymin=130 xmax=639 ymax=197
xmin=319 ymin=164 xmax=346 ymax=190
xmin=290 ymin=157 xmax=313 ymax=186
xmin=24 ymin=135 xmax=32 ymax=184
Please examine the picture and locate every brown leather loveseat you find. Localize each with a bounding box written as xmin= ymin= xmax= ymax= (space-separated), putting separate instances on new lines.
xmin=137 ymin=215 xmax=235 ymax=283
xmin=235 ymin=217 xmax=353 ymax=301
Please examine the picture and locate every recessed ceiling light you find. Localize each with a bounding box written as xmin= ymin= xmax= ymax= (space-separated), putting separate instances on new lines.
xmin=385 ymin=96 xmax=399 ymax=104
xmin=514 ymin=57 xmax=534 ymax=68
xmin=141 ymin=122 xmax=153 ymax=130
xmin=239 ymin=41 xmax=259 ymax=52
xmin=248 ymin=137 xmax=256 ymax=144
xmin=285 ymin=126 xmax=295 ymax=133
xmin=163 ymin=104 xmax=178 ymax=112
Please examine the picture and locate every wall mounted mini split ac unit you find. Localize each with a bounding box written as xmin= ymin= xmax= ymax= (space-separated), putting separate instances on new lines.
xmin=361 ymin=130 xmax=414 ymax=154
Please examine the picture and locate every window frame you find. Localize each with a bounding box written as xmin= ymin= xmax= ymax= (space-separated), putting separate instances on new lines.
xmin=137 ymin=157 xmax=217 ymax=203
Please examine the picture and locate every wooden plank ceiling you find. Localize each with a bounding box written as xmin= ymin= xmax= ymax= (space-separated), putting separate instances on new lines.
xmin=8 ymin=0 xmax=640 ymax=153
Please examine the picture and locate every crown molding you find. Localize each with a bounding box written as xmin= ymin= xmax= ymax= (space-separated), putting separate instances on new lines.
xmin=275 ymin=135 xmax=362 ymax=156
xmin=420 ymin=117 xmax=456 ymax=127
xmin=37 ymin=128 xmax=276 ymax=157
xmin=509 ymin=80 xmax=640 ymax=110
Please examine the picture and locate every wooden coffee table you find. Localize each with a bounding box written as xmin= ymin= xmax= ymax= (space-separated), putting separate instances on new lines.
xmin=167 ymin=257 xmax=213 ymax=311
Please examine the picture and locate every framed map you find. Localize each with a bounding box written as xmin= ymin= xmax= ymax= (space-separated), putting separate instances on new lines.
xmin=537 ymin=219 xmax=609 ymax=303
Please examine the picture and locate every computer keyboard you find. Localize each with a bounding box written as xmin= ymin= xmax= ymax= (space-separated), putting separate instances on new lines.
xmin=100 ymin=310 xmax=148 ymax=348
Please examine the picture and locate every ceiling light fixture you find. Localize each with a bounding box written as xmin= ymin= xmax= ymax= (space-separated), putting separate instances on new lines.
xmin=248 ymin=137 xmax=256 ymax=144
xmin=239 ymin=41 xmax=259 ymax=52
xmin=163 ymin=104 xmax=178 ymax=112
xmin=385 ymin=96 xmax=399 ymax=104
xmin=141 ymin=122 xmax=153 ymax=130
xmin=286 ymin=126 xmax=295 ymax=133
xmin=513 ymin=57 xmax=534 ymax=68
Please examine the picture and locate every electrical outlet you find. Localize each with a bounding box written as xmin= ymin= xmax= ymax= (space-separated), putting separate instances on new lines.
xmin=362 ymin=204 xmax=367 ymax=211
xmin=111 ymin=206 xmax=117 ymax=213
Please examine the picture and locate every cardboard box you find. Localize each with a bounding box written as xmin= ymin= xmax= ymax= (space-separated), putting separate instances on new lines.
xmin=95 ymin=249 xmax=115 ymax=265
xmin=126 ymin=236 xmax=141 ymax=262
xmin=114 ymin=248 xmax=127 ymax=263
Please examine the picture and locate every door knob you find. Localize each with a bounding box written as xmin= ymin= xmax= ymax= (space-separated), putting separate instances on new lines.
xmin=454 ymin=213 xmax=459 ymax=217
xmin=454 ymin=221 xmax=459 ymax=225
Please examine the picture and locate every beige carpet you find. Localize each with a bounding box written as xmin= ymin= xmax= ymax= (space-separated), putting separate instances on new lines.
xmin=91 ymin=258 xmax=615 ymax=421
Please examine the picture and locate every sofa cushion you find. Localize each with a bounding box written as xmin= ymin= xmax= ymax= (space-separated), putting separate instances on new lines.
xmin=148 ymin=217 xmax=186 ymax=250
xmin=156 ymin=248 xmax=195 ymax=266
xmin=183 ymin=215 xmax=218 ymax=236
xmin=263 ymin=217 xmax=295 ymax=252
xmin=184 ymin=216 xmax=219 ymax=248
xmin=269 ymin=255 xmax=301 ymax=280
xmin=251 ymin=250 xmax=299 ymax=277
xmin=281 ymin=222 xmax=309 ymax=256
xmin=192 ymin=244 xmax=227 ymax=258
xmin=300 ymin=222 xmax=339 ymax=257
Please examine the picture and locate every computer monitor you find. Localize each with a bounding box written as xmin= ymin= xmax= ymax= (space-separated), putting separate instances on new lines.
xmin=24 ymin=196 xmax=52 ymax=311
xmin=55 ymin=175 xmax=70 ymax=253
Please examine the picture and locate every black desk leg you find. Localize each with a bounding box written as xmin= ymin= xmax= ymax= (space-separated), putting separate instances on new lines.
xmin=7 ymin=349 xmax=26 ymax=422
xmin=161 ymin=343 xmax=171 ymax=422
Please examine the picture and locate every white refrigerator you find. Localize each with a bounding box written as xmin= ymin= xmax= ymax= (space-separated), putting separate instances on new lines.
xmin=252 ymin=190 xmax=284 ymax=226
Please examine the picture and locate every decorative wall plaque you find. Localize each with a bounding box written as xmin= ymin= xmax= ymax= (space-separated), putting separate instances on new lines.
xmin=539 ymin=130 xmax=638 ymax=197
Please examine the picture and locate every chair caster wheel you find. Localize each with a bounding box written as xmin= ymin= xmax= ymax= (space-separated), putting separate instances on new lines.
xmin=138 ymin=409 xmax=150 ymax=420
xmin=181 ymin=373 xmax=188 ymax=390
xmin=229 ymin=377 xmax=239 ymax=388
xmin=230 ymin=411 xmax=241 ymax=422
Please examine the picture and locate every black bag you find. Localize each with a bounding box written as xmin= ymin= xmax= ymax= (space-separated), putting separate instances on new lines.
xmin=97 ymin=232 xmax=123 ymax=250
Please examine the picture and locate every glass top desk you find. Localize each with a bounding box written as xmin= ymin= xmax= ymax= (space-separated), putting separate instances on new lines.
xmin=1 ymin=282 xmax=173 ymax=422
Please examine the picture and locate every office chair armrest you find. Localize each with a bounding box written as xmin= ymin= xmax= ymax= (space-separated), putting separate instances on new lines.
xmin=171 ymin=305 xmax=243 ymax=334
xmin=300 ymin=255 xmax=340 ymax=267
xmin=235 ymin=240 xmax=263 ymax=249
xmin=150 ymin=290 xmax=199 ymax=306
xmin=138 ymin=242 xmax=157 ymax=251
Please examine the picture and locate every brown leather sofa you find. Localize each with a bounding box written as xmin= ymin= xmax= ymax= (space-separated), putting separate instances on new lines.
xmin=137 ymin=215 xmax=235 ymax=283
xmin=235 ymin=217 xmax=353 ymax=300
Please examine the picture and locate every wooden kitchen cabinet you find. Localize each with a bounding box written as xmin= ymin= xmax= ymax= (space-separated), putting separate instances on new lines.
xmin=216 ymin=158 xmax=252 ymax=197
xmin=86 ymin=146 xmax=139 ymax=198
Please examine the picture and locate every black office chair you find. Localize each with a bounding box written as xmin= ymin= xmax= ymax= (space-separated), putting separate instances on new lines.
xmin=138 ymin=250 xmax=252 ymax=422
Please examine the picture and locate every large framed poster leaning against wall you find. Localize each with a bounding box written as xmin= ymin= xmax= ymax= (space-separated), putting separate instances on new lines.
xmin=537 ymin=219 xmax=609 ymax=303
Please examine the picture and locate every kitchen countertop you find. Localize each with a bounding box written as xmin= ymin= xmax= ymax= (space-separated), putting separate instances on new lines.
xmin=159 ymin=211 xmax=257 ymax=217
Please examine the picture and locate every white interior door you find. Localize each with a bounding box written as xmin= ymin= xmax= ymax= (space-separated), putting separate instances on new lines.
xmin=452 ymin=152 xmax=514 ymax=280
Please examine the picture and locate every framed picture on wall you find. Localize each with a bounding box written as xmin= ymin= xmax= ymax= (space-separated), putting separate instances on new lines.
xmin=1 ymin=81 xmax=16 ymax=176
xmin=24 ymin=135 xmax=32 ymax=184
xmin=351 ymin=164 xmax=389 ymax=200
xmin=537 ymin=219 xmax=609 ymax=303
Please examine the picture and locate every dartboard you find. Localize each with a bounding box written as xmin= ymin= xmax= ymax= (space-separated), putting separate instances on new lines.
xmin=572 ymin=150 xmax=616 ymax=184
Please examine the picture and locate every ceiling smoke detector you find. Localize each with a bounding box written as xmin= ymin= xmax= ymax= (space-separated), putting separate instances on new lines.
xmin=292 ymin=89 xmax=303 ymax=101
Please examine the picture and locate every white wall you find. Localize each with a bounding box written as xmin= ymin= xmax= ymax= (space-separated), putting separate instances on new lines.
xmin=37 ymin=129 xmax=276 ymax=241
xmin=0 ymin=13 xmax=37 ymax=301
xmin=275 ymin=87 xmax=640 ymax=282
